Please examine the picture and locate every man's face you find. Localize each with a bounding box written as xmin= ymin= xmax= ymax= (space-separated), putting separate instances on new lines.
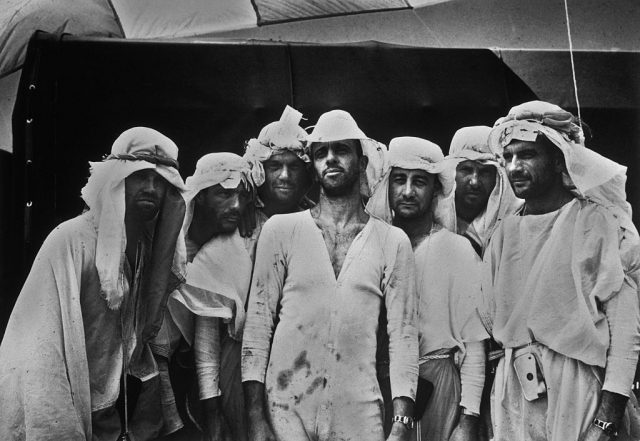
xmin=455 ymin=160 xmax=497 ymax=219
xmin=311 ymin=140 xmax=365 ymax=197
xmin=388 ymin=167 xmax=437 ymax=221
xmin=124 ymin=169 xmax=169 ymax=221
xmin=258 ymin=150 xmax=309 ymax=210
xmin=503 ymin=139 xmax=560 ymax=200
xmin=195 ymin=182 xmax=251 ymax=234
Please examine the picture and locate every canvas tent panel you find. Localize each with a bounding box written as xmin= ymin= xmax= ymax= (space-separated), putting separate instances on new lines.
xmin=109 ymin=0 xmax=258 ymax=38
xmin=255 ymin=0 xmax=410 ymax=24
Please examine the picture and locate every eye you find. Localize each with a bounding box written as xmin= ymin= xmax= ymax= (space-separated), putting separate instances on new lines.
xmin=503 ymin=153 xmax=513 ymax=161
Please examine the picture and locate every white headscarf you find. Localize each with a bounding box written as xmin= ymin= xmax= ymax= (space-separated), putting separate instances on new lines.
xmin=488 ymin=100 xmax=635 ymax=235
xmin=446 ymin=126 xmax=522 ymax=251
xmin=307 ymin=109 xmax=387 ymax=197
xmin=172 ymin=152 xmax=254 ymax=339
xmin=182 ymin=152 xmax=253 ymax=237
xmin=243 ymin=105 xmax=310 ymax=188
xmin=366 ymin=136 xmax=456 ymax=231
xmin=80 ymin=127 xmax=186 ymax=309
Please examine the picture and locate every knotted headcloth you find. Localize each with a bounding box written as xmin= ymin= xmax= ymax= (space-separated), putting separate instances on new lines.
xmin=488 ymin=100 xmax=635 ymax=234
xmin=446 ymin=126 xmax=521 ymax=249
xmin=367 ymin=136 xmax=456 ymax=230
xmin=182 ymin=152 xmax=253 ymax=234
xmin=81 ymin=127 xmax=186 ymax=310
xmin=307 ymin=109 xmax=387 ymax=198
xmin=243 ymin=105 xmax=310 ymax=189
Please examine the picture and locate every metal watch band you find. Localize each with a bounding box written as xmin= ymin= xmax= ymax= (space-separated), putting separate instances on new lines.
xmin=392 ymin=415 xmax=415 ymax=429
xmin=593 ymin=418 xmax=618 ymax=437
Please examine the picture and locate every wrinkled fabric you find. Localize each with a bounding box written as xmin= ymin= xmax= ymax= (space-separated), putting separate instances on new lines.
xmin=415 ymin=228 xmax=488 ymax=357
xmin=243 ymin=105 xmax=309 ymax=188
xmin=447 ymin=126 xmax=522 ymax=253
xmin=1 ymin=128 xmax=186 ymax=441
xmin=488 ymin=100 xmax=636 ymax=239
xmin=80 ymin=127 xmax=186 ymax=310
xmin=414 ymin=353 xmax=460 ymax=441
xmin=367 ymin=137 xmax=456 ymax=231
xmin=492 ymin=344 xmax=640 ymax=441
xmin=483 ymin=199 xmax=640 ymax=372
xmin=242 ymin=211 xmax=418 ymax=441
xmin=307 ymin=109 xmax=388 ymax=197
xmin=0 ymin=209 xmax=184 ymax=441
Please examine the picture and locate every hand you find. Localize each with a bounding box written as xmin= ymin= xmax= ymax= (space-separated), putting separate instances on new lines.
xmin=239 ymin=203 xmax=257 ymax=238
xmin=247 ymin=412 xmax=278 ymax=441
xmin=580 ymin=424 xmax=612 ymax=441
xmin=449 ymin=414 xmax=479 ymax=441
xmin=386 ymin=421 xmax=410 ymax=441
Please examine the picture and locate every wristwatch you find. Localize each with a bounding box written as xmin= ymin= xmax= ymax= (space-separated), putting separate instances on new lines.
xmin=392 ymin=415 xmax=415 ymax=430
xmin=593 ymin=418 xmax=618 ymax=437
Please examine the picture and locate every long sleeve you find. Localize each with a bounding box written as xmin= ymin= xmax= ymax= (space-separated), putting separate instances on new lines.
xmin=385 ymin=233 xmax=419 ymax=401
xmin=602 ymin=229 xmax=640 ymax=396
xmin=459 ymin=340 xmax=485 ymax=414
xmin=195 ymin=316 xmax=222 ymax=400
xmin=241 ymin=221 xmax=286 ymax=383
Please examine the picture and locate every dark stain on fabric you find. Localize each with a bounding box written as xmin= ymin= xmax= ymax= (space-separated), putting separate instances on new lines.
xmin=277 ymin=369 xmax=294 ymax=390
xmin=272 ymin=402 xmax=289 ymax=410
xmin=306 ymin=376 xmax=325 ymax=395
xmin=335 ymin=353 xmax=341 ymax=361
xmin=294 ymin=350 xmax=310 ymax=371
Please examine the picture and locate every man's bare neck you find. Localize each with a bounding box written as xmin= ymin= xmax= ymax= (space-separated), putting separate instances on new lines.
xmin=311 ymin=187 xmax=368 ymax=228
xmin=523 ymin=187 xmax=575 ymax=215
xmin=393 ymin=213 xmax=433 ymax=249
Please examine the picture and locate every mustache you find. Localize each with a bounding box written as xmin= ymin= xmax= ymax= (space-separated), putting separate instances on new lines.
xmin=508 ymin=170 xmax=530 ymax=181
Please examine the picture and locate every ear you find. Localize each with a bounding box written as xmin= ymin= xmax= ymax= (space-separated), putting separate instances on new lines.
xmin=359 ymin=154 xmax=369 ymax=171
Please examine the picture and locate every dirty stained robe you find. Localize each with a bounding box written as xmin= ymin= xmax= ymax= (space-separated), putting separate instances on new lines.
xmin=242 ymin=210 xmax=418 ymax=441
xmin=0 ymin=213 xmax=163 ymax=441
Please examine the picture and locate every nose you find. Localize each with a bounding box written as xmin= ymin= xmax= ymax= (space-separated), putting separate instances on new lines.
xmin=506 ymin=156 xmax=521 ymax=174
xmin=142 ymin=174 xmax=159 ymax=193
xmin=279 ymin=165 xmax=290 ymax=180
xmin=468 ymin=171 xmax=480 ymax=186
xmin=325 ymin=148 xmax=338 ymax=164
xmin=229 ymin=193 xmax=241 ymax=211
xmin=402 ymin=181 xmax=415 ymax=197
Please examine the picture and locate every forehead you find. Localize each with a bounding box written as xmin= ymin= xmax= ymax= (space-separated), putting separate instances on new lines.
xmin=201 ymin=181 xmax=246 ymax=196
xmin=503 ymin=139 xmax=550 ymax=156
xmin=128 ymin=168 xmax=161 ymax=179
xmin=265 ymin=150 xmax=306 ymax=166
xmin=310 ymin=139 xmax=360 ymax=153
xmin=389 ymin=167 xmax=434 ymax=180
xmin=457 ymin=159 xmax=495 ymax=172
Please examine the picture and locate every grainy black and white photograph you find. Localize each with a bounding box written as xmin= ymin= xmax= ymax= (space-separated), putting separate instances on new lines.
xmin=1 ymin=1 xmax=639 ymax=440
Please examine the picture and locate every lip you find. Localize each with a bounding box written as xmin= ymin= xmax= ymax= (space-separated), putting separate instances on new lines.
xmin=323 ymin=168 xmax=343 ymax=177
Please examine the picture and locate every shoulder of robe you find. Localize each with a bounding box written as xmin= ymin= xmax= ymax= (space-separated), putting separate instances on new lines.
xmin=261 ymin=210 xmax=307 ymax=236
xmin=42 ymin=214 xmax=96 ymax=249
xmin=433 ymin=229 xmax=479 ymax=260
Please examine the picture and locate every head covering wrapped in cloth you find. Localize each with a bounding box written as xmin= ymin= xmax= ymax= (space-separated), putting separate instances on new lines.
xmin=446 ymin=126 xmax=522 ymax=252
xmin=80 ymin=127 xmax=186 ymax=311
xmin=243 ymin=105 xmax=310 ymax=189
xmin=366 ymin=136 xmax=456 ymax=231
xmin=169 ymin=152 xmax=254 ymax=340
xmin=488 ymin=100 xmax=636 ymax=235
xmin=307 ymin=109 xmax=387 ymax=198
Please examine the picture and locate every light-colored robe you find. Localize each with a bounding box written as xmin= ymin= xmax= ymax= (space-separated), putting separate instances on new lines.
xmin=242 ymin=210 xmax=418 ymax=441
xmin=414 ymin=227 xmax=488 ymax=441
xmin=483 ymin=198 xmax=640 ymax=440
xmin=0 ymin=213 xmax=161 ymax=441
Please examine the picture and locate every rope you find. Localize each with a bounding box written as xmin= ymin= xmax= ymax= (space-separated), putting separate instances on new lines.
xmin=563 ymin=0 xmax=582 ymax=129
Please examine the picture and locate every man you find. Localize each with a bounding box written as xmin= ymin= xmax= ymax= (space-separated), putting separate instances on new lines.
xmin=447 ymin=126 xmax=521 ymax=256
xmin=156 ymin=152 xmax=255 ymax=441
xmin=243 ymin=105 xmax=313 ymax=232
xmin=242 ymin=109 xmax=418 ymax=441
xmin=484 ymin=100 xmax=640 ymax=441
xmin=368 ymin=137 xmax=488 ymax=441
xmin=0 ymin=127 xmax=187 ymax=440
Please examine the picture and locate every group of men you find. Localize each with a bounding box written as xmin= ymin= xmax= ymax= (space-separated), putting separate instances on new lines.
xmin=0 ymin=100 xmax=638 ymax=441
